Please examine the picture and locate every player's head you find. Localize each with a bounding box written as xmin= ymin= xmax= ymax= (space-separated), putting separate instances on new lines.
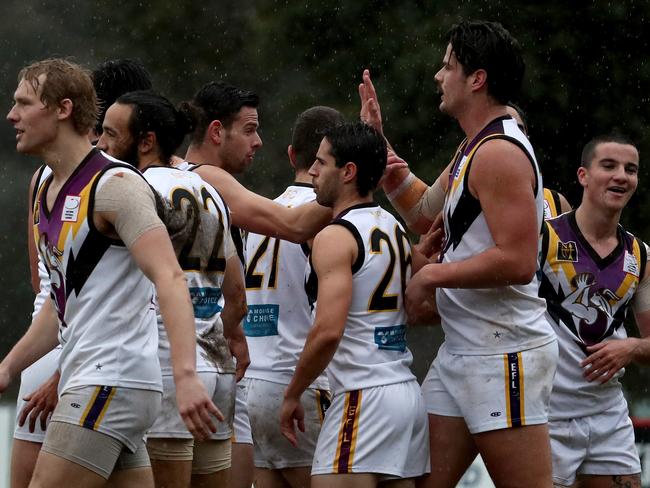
xmin=179 ymin=81 xmax=262 ymax=174
xmin=310 ymin=122 xmax=387 ymax=207
xmin=290 ymin=106 xmax=345 ymax=171
xmin=506 ymin=102 xmax=528 ymax=134
xmin=92 ymin=59 xmax=152 ymax=138
xmin=7 ymin=58 xmax=97 ymax=154
xmin=578 ymin=133 xmax=639 ymax=211
xmin=97 ymin=90 xmax=191 ymax=167
xmin=435 ymin=21 xmax=524 ymax=113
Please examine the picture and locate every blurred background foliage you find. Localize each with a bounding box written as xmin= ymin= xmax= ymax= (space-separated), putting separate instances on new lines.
xmin=1 ymin=0 xmax=649 ymax=407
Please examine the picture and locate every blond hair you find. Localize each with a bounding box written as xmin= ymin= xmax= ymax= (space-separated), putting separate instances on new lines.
xmin=19 ymin=58 xmax=98 ymax=135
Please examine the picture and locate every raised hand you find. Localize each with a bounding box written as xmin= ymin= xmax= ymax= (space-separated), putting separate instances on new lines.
xmin=359 ymin=69 xmax=383 ymax=134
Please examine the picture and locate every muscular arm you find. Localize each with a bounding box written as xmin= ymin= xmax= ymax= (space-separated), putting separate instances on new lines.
xmin=407 ymin=140 xmax=539 ymax=298
xmin=280 ymin=226 xmax=354 ymax=446
xmin=194 ymin=165 xmax=332 ymax=243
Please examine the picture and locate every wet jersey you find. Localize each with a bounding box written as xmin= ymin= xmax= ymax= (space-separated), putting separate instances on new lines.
xmin=143 ymin=166 xmax=234 ymax=374
xmin=305 ymin=203 xmax=416 ymax=395
xmin=437 ymin=116 xmax=555 ymax=355
xmin=244 ymin=184 xmax=328 ymax=389
xmin=33 ymin=149 xmax=161 ymax=394
xmin=540 ymin=211 xmax=647 ymax=419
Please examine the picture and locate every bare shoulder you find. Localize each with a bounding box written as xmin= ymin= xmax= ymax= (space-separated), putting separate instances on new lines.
xmin=312 ymin=224 xmax=358 ymax=264
xmin=470 ymin=138 xmax=536 ymax=192
xmin=473 ymin=138 xmax=531 ymax=168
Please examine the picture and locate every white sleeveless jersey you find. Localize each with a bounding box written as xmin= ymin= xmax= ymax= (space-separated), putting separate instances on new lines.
xmin=437 ymin=116 xmax=555 ymax=355
xmin=306 ymin=203 xmax=416 ymax=395
xmin=33 ymin=149 xmax=161 ymax=394
xmin=143 ymin=166 xmax=234 ymax=375
xmin=244 ymin=184 xmax=328 ymax=389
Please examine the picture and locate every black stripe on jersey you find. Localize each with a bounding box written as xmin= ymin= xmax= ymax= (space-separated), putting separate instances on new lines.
xmin=305 ymin=253 xmax=318 ymax=309
xmin=185 ymin=162 xmax=203 ymax=172
xmin=300 ymin=242 xmax=311 ymax=258
xmin=334 ymin=202 xmax=379 ymax=220
xmin=443 ymin=184 xmax=482 ymax=254
xmin=329 ymin=220 xmax=365 ymax=274
xmin=231 ymin=225 xmax=246 ymax=267
xmin=66 ymin=231 xmax=112 ymax=299
xmin=637 ymin=237 xmax=648 ymax=279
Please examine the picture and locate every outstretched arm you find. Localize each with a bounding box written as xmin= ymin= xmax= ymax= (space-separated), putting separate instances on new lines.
xmin=194 ymin=165 xmax=332 ymax=243
xmin=358 ymin=69 xmax=448 ymax=234
xmin=280 ymin=225 xmax=354 ymax=446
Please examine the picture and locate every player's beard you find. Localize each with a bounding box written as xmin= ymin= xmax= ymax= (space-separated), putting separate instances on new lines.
xmin=120 ymin=140 xmax=140 ymax=169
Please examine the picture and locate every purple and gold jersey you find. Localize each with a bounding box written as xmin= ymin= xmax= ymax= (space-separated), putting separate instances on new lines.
xmin=33 ymin=149 xmax=161 ymax=395
xmin=540 ymin=211 xmax=647 ymax=419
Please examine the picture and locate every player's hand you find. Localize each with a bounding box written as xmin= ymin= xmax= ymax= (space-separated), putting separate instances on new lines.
xmin=405 ymin=265 xmax=439 ymax=324
xmin=175 ymin=373 xmax=224 ymax=441
xmin=413 ymin=214 xmax=444 ymax=261
xmin=581 ymin=339 xmax=638 ymax=383
xmin=19 ymin=371 xmax=59 ymax=432
xmin=280 ymin=394 xmax=305 ymax=448
xmin=229 ymin=331 xmax=250 ymax=382
xmin=379 ymin=150 xmax=410 ymax=194
xmin=359 ymin=69 xmax=383 ymax=134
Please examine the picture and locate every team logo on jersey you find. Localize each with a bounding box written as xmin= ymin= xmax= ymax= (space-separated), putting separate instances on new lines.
xmin=189 ymin=287 xmax=223 ymax=318
xmin=243 ymin=304 xmax=279 ymax=337
xmin=61 ymin=195 xmax=81 ymax=222
xmin=374 ymin=325 xmax=407 ymax=352
xmin=543 ymin=200 xmax=552 ymax=219
xmin=556 ymin=240 xmax=578 ymax=262
xmin=623 ymin=251 xmax=640 ymax=277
